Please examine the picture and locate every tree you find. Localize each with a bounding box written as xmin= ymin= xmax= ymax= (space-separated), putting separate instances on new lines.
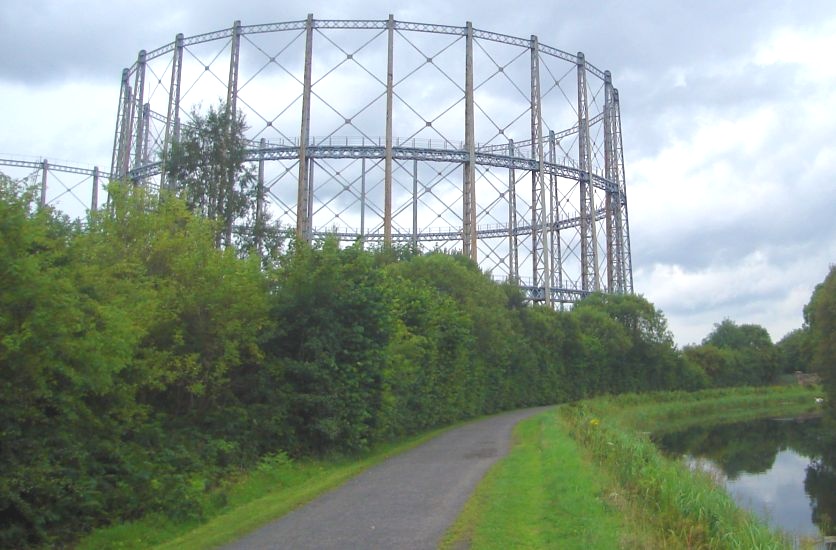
xmin=4 ymin=167 xmax=738 ymax=544
xmin=805 ymin=266 xmax=836 ymax=417
xmin=85 ymin=182 xmax=270 ymax=420
xmin=776 ymin=328 xmax=812 ymax=374
xmin=163 ymin=101 xmax=256 ymax=249
xmin=572 ymin=293 xmax=695 ymax=392
xmin=264 ymin=238 xmax=393 ymax=453
xmin=0 ymin=175 xmax=141 ymax=544
xmin=574 ymin=293 xmax=675 ymax=346
xmin=694 ymin=319 xmax=780 ymax=386
xmin=703 ymin=319 xmax=772 ymax=351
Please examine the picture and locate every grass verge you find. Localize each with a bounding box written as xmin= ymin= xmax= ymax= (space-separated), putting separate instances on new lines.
xmin=445 ymin=385 xmax=821 ymax=549
xmin=441 ymin=410 xmax=635 ymax=549
xmin=76 ymin=425 xmax=454 ymax=549
xmin=582 ymin=385 xmax=822 ymax=434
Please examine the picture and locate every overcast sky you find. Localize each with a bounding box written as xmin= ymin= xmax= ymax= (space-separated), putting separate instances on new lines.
xmin=1 ymin=0 xmax=834 ymax=347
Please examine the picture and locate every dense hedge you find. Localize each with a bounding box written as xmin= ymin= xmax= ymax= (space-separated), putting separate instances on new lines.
xmin=0 ymin=179 xmax=715 ymax=546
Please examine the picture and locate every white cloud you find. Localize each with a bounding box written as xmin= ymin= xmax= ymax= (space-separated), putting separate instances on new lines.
xmin=754 ymin=18 xmax=836 ymax=79
xmin=638 ymin=248 xmax=835 ymax=346
xmin=621 ymin=15 xmax=836 ymax=344
xmin=0 ymin=81 xmax=114 ymax=168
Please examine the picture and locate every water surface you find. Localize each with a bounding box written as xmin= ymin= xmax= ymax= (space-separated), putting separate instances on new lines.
xmin=653 ymin=416 xmax=835 ymax=545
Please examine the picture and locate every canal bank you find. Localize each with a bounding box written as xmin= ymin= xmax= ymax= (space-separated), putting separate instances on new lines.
xmin=654 ymin=415 xmax=834 ymax=546
xmin=446 ymin=386 xmax=829 ymax=549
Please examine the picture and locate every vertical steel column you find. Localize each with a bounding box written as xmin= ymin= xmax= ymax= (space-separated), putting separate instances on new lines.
xmin=227 ymin=21 xmax=241 ymax=115
xmin=549 ymin=130 xmax=563 ymax=296
xmin=412 ymin=158 xmax=419 ymax=250
xmin=530 ymin=36 xmax=551 ymax=305
xmin=141 ymin=104 xmax=151 ymax=169
xmin=161 ymin=33 xmax=184 ymax=191
xmin=530 ymin=43 xmax=539 ymax=294
xmin=507 ymin=139 xmax=518 ymax=281
xmin=120 ymin=78 xmax=134 ymax=177
xmin=91 ymin=167 xmax=99 ymax=212
xmin=256 ymin=138 xmax=266 ymax=254
xmin=39 ymin=159 xmax=48 ymax=207
xmin=613 ymin=89 xmax=633 ymax=293
xmin=360 ymin=157 xmax=366 ymax=249
xmin=297 ymin=14 xmax=314 ymax=241
xmin=173 ymin=35 xmax=184 ymax=147
xmin=307 ymin=157 xmax=314 ymax=239
xmin=110 ymin=68 xmax=131 ymax=178
xmin=603 ymin=71 xmax=617 ymax=292
xmin=577 ymin=52 xmax=599 ymax=292
xmin=132 ymin=50 xmax=147 ymax=171
xmin=384 ymin=14 xmax=395 ymax=248
xmin=463 ymin=21 xmax=477 ymax=261
xmin=225 ymin=20 xmax=242 ymax=246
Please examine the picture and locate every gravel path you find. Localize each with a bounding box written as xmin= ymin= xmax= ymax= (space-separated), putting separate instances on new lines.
xmin=224 ymin=406 xmax=550 ymax=549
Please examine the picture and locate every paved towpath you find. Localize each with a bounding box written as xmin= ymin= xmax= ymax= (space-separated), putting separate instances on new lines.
xmin=225 ymin=406 xmax=551 ymax=549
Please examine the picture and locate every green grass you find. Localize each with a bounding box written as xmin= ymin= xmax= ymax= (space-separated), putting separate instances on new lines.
xmin=564 ymin=407 xmax=786 ymax=548
xmin=584 ymin=385 xmax=822 ymax=434
xmin=81 ymin=386 xmax=822 ymax=549
xmin=77 ymin=425 xmax=455 ymax=550
xmin=445 ymin=386 xmax=821 ymax=549
xmin=562 ymin=386 xmax=820 ymax=548
xmin=441 ymin=410 xmax=631 ymax=549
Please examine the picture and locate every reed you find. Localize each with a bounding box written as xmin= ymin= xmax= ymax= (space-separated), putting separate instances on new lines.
xmin=560 ymin=386 xmax=819 ymax=548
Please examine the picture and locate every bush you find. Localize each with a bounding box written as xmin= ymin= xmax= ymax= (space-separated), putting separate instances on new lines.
xmin=0 ymin=174 xmax=704 ymax=546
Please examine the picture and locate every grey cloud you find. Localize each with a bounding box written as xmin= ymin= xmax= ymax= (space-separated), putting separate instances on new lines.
xmin=2 ymin=0 xmax=836 ymax=346
xmin=0 ymin=1 xmax=165 ymax=82
xmin=634 ymin=174 xmax=836 ymax=270
xmin=3 ymin=0 xmax=833 ymax=84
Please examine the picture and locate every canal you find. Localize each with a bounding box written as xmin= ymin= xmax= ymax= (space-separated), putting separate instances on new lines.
xmin=653 ymin=415 xmax=835 ymax=547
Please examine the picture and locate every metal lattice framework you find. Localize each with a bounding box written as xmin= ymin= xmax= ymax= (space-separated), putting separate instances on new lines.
xmin=110 ymin=15 xmax=633 ymax=303
xmin=0 ymin=157 xmax=107 ymax=214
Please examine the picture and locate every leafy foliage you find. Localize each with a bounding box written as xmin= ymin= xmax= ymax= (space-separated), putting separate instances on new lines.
xmin=162 ymin=101 xmax=286 ymax=257
xmin=0 ymin=178 xmax=270 ymax=545
xmin=776 ymin=327 xmax=812 ymax=374
xmin=684 ymin=319 xmax=780 ymax=387
xmin=264 ymin=238 xmax=392 ymax=453
xmin=562 ymin=388 xmax=816 ymax=549
xmin=0 ymin=173 xmax=704 ymax=547
xmin=805 ymin=266 xmax=836 ymax=419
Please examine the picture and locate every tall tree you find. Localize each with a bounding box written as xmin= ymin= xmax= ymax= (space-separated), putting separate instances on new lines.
xmin=805 ymin=266 xmax=836 ymax=417
xmin=693 ymin=319 xmax=780 ymax=386
xmin=0 ymin=175 xmax=142 ymax=544
xmin=776 ymin=328 xmax=812 ymax=374
xmin=163 ymin=101 xmax=256 ymax=249
xmin=703 ymin=319 xmax=772 ymax=351
xmin=573 ymin=293 xmax=692 ymax=392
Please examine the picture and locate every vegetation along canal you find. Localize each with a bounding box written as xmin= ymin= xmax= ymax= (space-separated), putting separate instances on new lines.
xmin=653 ymin=415 xmax=835 ymax=545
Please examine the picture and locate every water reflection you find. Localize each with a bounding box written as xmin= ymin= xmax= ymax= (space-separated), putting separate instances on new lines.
xmin=653 ymin=416 xmax=835 ymax=544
